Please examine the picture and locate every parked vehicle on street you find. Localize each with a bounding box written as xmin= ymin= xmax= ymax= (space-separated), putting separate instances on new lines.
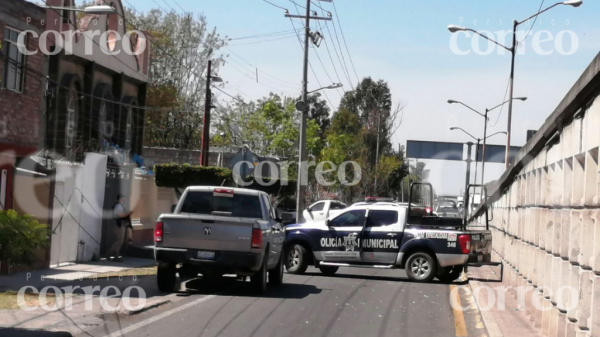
xmin=302 ymin=200 xmax=347 ymax=223
xmin=154 ymin=186 xmax=287 ymax=293
xmin=284 ymin=183 xmax=493 ymax=283
xmin=436 ymin=200 xmax=461 ymax=218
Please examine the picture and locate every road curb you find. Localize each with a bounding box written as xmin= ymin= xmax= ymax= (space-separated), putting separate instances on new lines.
xmin=468 ymin=279 xmax=504 ymax=337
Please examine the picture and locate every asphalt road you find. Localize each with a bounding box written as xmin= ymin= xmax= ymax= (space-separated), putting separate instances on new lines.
xmin=65 ymin=267 xmax=489 ymax=337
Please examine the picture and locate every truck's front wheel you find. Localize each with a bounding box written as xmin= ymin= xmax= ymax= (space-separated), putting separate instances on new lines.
xmin=405 ymin=252 xmax=437 ymax=282
xmin=285 ymin=244 xmax=309 ymax=274
xmin=157 ymin=262 xmax=176 ymax=292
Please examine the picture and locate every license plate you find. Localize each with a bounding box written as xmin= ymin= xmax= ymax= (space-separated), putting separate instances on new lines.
xmin=197 ymin=251 xmax=215 ymax=260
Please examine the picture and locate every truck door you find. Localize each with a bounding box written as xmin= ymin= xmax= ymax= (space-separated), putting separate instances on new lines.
xmin=360 ymin=209 xmax=405 ymax=264
xmin=319 ymin=209 xmax=367 ymax=262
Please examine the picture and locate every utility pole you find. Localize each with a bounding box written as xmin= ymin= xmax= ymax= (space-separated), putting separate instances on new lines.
xmin=200 ymin=60 xmax=212 ymax=167
xmin=505 ymin=19 xmax=518 ymax=169
xmin=286 ymin=0 xmax=332 ymax=224
xmin=374 ymin=112 xmax=381 ymax=194
xmin=481 ymin=109 xmax=489 ymax=185
xmin=464 ymin=142 xmax=473 ymax=220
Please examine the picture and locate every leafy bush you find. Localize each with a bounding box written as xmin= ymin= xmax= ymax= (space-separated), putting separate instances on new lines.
xmin=0 ymin=210 xmax=50 ymax=266
xmin=155 ymin=163 xmax=233 ymax=188
xmin=154 ymin=164 xmax=297 ymax=199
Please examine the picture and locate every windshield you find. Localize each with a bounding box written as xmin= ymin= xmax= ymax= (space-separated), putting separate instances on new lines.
xmin=180 ymin=191 xmax=263 ymax=219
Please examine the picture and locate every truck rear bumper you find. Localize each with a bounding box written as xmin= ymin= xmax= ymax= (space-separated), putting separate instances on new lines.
xmin=437 ymin=253 xmax=469 ymax=267
xmin=154 ymin=247 xmax=263 ymax=274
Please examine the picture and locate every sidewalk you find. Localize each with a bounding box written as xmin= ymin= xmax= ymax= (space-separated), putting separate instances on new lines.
xmin=0 ymin=257 xmax=156 ymax=292
xmin=0 ymin=257 xmax=173 ymax=336
xmin=467 ymin=253 xmax=544 ymax=337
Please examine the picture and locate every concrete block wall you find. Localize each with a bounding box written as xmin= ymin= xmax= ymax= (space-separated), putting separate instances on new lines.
xmin=478 ymin=91 xmax=600 ymax=337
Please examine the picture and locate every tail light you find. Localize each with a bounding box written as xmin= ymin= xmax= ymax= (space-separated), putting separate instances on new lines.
xmin=251 ymin=228 xmax=263 ymax=248
xmin=458 ymin=235 xmax=471 ymax=254
xmin=425 ymin=207 xmax=432 ymax=214
xmin=154 ymin=222 xmax=164 ymax=242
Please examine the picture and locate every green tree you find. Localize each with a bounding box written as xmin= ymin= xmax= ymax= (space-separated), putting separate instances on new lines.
xmin=0 ymin=210 xmax=50 ymax=267
xmin=123 ymin=8 xmax=228 ymax=149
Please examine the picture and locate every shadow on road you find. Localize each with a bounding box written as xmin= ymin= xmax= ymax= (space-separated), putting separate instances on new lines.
xmin=0 ymin=328 xmax=72 ymax=337
xmin=302 ymin=272 xmax=468 ymax=285
xmin=180 ymin=277 xmax=322 ymax=299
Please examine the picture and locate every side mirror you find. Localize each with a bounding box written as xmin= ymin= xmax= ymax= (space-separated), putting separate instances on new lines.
xmin=170 ymin=204 xmax=177 ymax=213
xmin=281 ymin=212 xmax=294 ymax=225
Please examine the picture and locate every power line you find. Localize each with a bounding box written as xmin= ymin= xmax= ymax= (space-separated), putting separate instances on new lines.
xmin=327 ymin=5 xmax=354 ymax=90
xmin=225 ymin=47 xmax=301 ymax=87
xmin=519 ymin=0 xmax=545 ymax=45
xmin=109 ymin=2 xmax=247 ymax=106
xmin=227 ymin=35 xmax=298 ymax=46
xmin=160 ymin=0 xmax=177 ymax=12
xmin=229 ymin=29 xmax=299 ymax=41
xmin=332 ymin=1 xmax=360 ymax=83
xmin=171 ymin=0 xmax=187 ymax=13
xmin=262 ymin=0 xmax=288 ymax=11
xmin=490 ymin=76 xmax=512 ymax=127
xmin=317 ymin=19 xmax=345 ymax=94
xmin=288 ymin=17 xmax=335 ymax=109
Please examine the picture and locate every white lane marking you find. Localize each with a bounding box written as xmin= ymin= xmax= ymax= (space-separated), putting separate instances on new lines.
xmin=102 ymin=294 xmax=217 ymax=337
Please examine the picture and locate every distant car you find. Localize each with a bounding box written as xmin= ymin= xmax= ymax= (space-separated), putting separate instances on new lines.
xmin=154 ymin=186 xmax=288 ymax=293
xmin=302 ymin=200 xmax=347 ymax=223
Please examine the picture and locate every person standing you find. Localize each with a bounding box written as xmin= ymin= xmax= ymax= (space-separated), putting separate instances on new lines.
xmin=106 ymin=194 xmax=134 ymax=261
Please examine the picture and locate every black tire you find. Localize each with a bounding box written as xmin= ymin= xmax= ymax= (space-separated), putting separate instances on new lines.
xmin=318 ymin=266 xmax=339 ymax=276
xmin=251 ymin=253 xmax=268 ymax=294
xmin=405 ymin=252 xmax=437 ymax=283
xmin=285 ymin=244 xmax=309 ymax=274
xmin=268 ymin=252 xmax=284 ymax=286
xmin=436 ymin=265 xmax=464 ymax=283
xmin=157 ymin=262 xmax=176 ymax=292
xmin=178 ymin=264 xmax=197 ymax=280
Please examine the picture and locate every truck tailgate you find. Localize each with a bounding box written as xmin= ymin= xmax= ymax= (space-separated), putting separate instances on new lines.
xmin=161 ymin=214 xmax=255 ymax=252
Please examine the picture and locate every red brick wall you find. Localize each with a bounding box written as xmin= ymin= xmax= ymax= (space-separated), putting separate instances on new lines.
xmin=0 ymin=3 xmax=46 ymax=149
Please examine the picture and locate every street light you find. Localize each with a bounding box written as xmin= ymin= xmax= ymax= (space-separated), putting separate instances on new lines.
xmin=448 ymin=1 xmax=582 ymax=168
xmin=42 ymin=5 xmax=117 ymax=15
xmin=448 ymin=97 xmax=527 ymax=184
xmin=450 ymin=127 xmax=507 ymax=187
xmin=308 ymin=83 xmax=343 ymax=94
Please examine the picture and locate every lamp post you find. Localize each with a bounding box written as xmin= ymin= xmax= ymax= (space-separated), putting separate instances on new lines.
xmin=448 ymin=0 xmax=582 ymax=168
xmin=308 ymin=83 xmax=343 ymax=94
xmin=450 ymin=127 xmax=507 ymax=185
xmin=41 ymin=5 xmax=117 ymax=14
xmin=448 ymin=97 xmax=526 ymax=184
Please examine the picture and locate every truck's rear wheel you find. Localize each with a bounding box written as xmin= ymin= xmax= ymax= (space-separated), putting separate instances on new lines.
xmin=318 ymin=266 xmax=338 ymax=276
xmin=405 ymin=252 xmax=437 ymax=282
xmin=268 ymin=253 xmax=284 ymax=286
xmin=157 ymin=262 xmax=176 ymax=292
xmin=285 ymin=244 xmax=309 ymax=274
xmin=436 ymin=265 xmax=464 ymax=283
xmin=251 ymin=254 xmax=268 ymax=294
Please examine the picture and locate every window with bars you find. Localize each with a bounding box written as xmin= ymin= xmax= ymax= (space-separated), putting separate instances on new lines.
xmin=3 ymin=28 xmax=25 ymax=92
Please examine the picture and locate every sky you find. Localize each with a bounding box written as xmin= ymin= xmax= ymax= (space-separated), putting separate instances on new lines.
xmin=122 ymin=0 xmax=600 ymax=195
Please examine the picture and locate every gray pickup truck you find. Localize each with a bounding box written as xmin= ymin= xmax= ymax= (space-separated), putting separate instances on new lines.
xmin=154 ymin=186 xmax=286 ymax=293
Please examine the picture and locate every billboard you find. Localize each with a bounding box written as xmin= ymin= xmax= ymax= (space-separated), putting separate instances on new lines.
xmin=406 ymin=140 xmax=464 ymax=161
xmin=407 ymin=140 xmax=522 ymax=164
xmin=476 ymin=144 xmax=522 ymax=163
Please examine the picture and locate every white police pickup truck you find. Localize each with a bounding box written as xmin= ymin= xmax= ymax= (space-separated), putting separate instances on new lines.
xmin=284 ymin=183 xmax=493 ymax=283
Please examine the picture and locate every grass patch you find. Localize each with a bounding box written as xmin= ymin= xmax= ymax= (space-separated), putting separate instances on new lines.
xmin=83 ymin=266 xmax=157 ymax=279
xmin=0 ymin=290 xmax=57 ymax=310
